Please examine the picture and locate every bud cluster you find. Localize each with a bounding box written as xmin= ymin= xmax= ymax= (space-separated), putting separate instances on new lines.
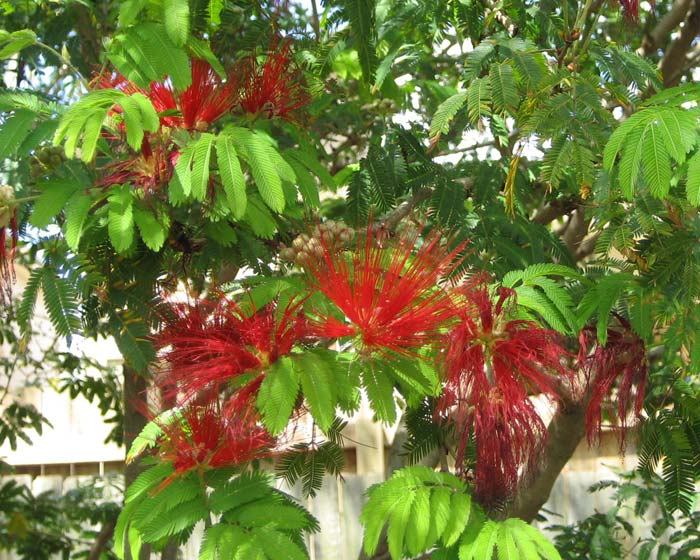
xmin=0 ymin=185 xmax=15 ymax=229
xmin=29 ymin=146 xmax=67 ymax=178
xmin=279 ymin=220 xmax=354 ymax=265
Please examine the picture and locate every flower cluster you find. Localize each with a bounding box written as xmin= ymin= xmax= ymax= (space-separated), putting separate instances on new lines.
xmin=97 ymin=40 xmax=310 ymax=193
xmin=437 ymin=287 xmax=572 ymax=504
xmin=146 ymin=221 xmax=645 ymax=507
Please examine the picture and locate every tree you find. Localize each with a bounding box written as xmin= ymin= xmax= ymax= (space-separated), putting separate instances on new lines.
xmin=1 ymin=0 xmax=699 ymax=558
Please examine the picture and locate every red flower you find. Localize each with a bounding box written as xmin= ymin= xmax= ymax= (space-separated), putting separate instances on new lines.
xmin=0 ymin=186 xmax=18 ymax=305
xmin=155 ymin=295 xmax=309 ymax=409
xmin=578 ymin=314 xmax=647 ymax=445
xmin=150 ymin=59 xmax=237 ymax=130
xmin=237 ymin=38 xmax=311 ymax=122
xmin=152 ymin=403 xmax=274 ymax=489
xmin=302 ymin=224 xmax=465 ymax=357
xmin=437 ymin=287 xmax=572 ymax=503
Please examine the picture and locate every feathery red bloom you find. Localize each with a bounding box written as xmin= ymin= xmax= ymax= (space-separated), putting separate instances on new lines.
xmin=155 ymin=295 xmax=309 ymax=407
xmin=152 ymin=403 xmax=274 ymax=489
xmin=578 ymin=314 xmax=647 ymax=445
xmin=0 ymin=186 xmax=18 ymax=305
xmin=150 ymin=59 xmax=237 ymax=130
xmin=302 ymin=224 xmax=465 ymax=357
xmin=237 ymin=38 xmax=311 ymax=122
xmin=437 ymin=287 xmax=572 ymax=503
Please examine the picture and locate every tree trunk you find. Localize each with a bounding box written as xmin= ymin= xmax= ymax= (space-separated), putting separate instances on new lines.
xmin=123 ymin=364 xmax=152 ymax=560
xmin=504 ymin=402 xmax=587 ymax=522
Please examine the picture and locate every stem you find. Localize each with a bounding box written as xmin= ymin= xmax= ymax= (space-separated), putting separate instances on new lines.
xmin=36 ymin=42 xmax=89 ymax=91
xmin=310 ymin=0 xmax=321 ymax=40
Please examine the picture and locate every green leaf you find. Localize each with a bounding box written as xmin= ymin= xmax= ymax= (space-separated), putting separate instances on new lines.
xmin=361 ymin=363 xmax=396 ymax=424
xmin=345 ymin=0 xmax=377 ymax=82
xmin=17 ymin=269 xmax=42 ymax=333
xmin=490 ymin=63 xmax=518 ymax=115
xmin=191 ymin=133 xmax=214 ymax=201
xmin=0 ymin=109 xmax=35 ymax=159
xmin=467 ymin=77 xmax=492 ymax=125
xmin=497 ymin=524 xmax=519 ymax=560
xmin=256 ymin=356 xmax=300 ymax=435
xmin=387 ymin=493 xmax=415 ymax=559
xmin=296 ymin=352 xmax=337 ymax=431
xmin=0 ymin=29 xmax=37 ymax=59
xmin=29 ymin=178 xmax=82 ymax=228
xmin=405 ymin=487 xmax=431 ymax=556
xmin=686 ymin=151 xmax=700 ymax=205
xmin=141 ymin=498 xmax=208 ymax=542
xmin=216 ymin=134 xmax=247 ymax=218
xmin=235 ymin=128 xmax=285 ymax=213
xmin=63 ymin=191 xmax=94 ymax=250
xmin=429 ymin=92 xmax=468 ymax=140
xmin=442 ymin=492 xmax=472 ymax=547
xmin=174 ymin=139 xmax=196 ymax=197
xmin=474 ymin=521 xmax=499 ymax=560
xmin=163 ymin=0 xmax=190 ymax=47
xmin=133 ymin=206 xmax=167 ymax=251
xmin=109 ymin=311 xmax=155 ymax=374
xmin=108 ymin=188 xmax=135 ymax=253
xmin=642 ymin=123 xmax=672 ymax=198
xmin=41 ymin=268 xmax=81 ymax=342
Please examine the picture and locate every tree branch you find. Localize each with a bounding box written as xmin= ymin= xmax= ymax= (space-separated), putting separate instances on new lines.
xmin=641 ymin=0 xmax=692 ymax=55
xmin=659 ymin=0 xmax=700 ymax=87
xmin=504 ymin=400 xmax=588 ymax=522
xmin=87 ymin=520 xmax=115 ymax=560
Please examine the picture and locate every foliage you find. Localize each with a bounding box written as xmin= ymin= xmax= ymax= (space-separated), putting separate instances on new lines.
xmin=0 ymin=474 xmax=121 ymax=559
xmin=550 ymin=472 xmax=700 ymax=560
xmin=1 ymin=0 xmax=700 ymax=558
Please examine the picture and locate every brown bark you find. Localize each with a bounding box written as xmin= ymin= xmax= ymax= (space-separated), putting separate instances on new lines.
xmin=659 ymin=0 xmax=700 ymax=87
xmin=88 ymin=520 xmax=116 ymax=560
xmin=504 ymin=402 xmax=588 ymax=522
xmin=641 ymin=0 xmax=692 ymax=56
xmin=123 ymin=364 xmax=152 ymax=560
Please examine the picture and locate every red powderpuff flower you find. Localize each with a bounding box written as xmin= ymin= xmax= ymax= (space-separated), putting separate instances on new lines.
xmin=150 ymin=59 xmax=238 ymax=130
xmin=302 ymin=224 xmax=466 ymax=357
xmin=237 ymin=38 xmax=311 ymax=122
xmin=472 ymin=387 xmax=547 ymax=504
xmin=437 ymin=287 xmax=572 ymax=503
xmin=0 ymin=186 xmax=18 ymax=305
xmin=150 ymin=403 xmax=274 ymax=490
xmin=578 ymin=314 xmax=647 ymax=445
xmin=154 ymin=295 xmax=309 ymax=407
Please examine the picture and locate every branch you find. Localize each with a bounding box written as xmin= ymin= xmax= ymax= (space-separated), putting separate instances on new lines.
xmin=377 ymin=187 xmax=434 ymax=231
xmin=87 ymin=520 xmax=115 ymax=560
xmin=641 ymin=0 xmax=692 ymax=55
xmin=659 ymin=0 xmax=700 ymax=87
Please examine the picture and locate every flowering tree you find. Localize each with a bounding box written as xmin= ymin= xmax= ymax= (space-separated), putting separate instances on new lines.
xmin=1 ymin=1 xmax=699 ymax=559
